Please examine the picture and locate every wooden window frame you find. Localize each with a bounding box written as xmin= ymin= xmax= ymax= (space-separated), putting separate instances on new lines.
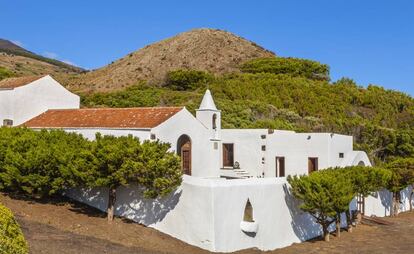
xmin=308 ymin=157 xmax=318 ymax=174
xmin=222 ymin=143 xmax=234 ymax=168
xmin=276 ymin=156 xmax=285 ymax=177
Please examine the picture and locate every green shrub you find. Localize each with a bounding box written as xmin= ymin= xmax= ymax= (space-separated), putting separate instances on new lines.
xmin=0 ymin=203 xmax=28 ymax=254
xmin=0 ymin=67 xmax=14 ymax=81
xmin=164 ymin=69 xmax=214 ymax=91
xmin=240 ymin=57 xmax=330 ymax=81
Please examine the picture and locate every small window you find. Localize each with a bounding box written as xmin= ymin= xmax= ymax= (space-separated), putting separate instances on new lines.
xmin=3 ymin=119 xmax=13 ymax=127
xmin=223 ymin=143 xmax=234 ymax=167
xmin=261 ymin=134 xmax=266 ymax=139
xmin=213 ymin=142 xmax=218 ymax=150
xmin=339 ymin=153 xmax=344 ymax=158
xmin=308 ymin=157 xmax=318 ymax=174
xmin=243 ymin=199 xmax=254 ymax=222
xmin=276 ymin=157 xmax=285 ymax=177
xmin=150 ymin=134 xmax=156 ymax=140
xmin=261 ymin=145 xmax=266 ymax=151
xmin=212 ymin=114 xmax=217 ymax=130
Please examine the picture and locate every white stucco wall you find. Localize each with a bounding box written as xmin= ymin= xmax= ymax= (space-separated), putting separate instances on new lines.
xmin=66 ymin=175 xmax=361 ymax=252
xmin=153 ymin=108 xmax=221 ymax=178
xmin=221 ymin=130 xmax=360 ymax=178
xmin=0 ymin=75 xmax=80 ymax=126
xmin=0 ymin=89 xmax=14 ymax=123
xmin=364 ymin=186 xmax=413 ymax=217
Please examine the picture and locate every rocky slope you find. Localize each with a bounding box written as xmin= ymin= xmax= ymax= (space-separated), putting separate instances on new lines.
xmin=67 ymin=28 xmax=275 ymax=92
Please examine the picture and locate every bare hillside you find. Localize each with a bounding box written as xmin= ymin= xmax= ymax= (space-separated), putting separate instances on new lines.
xmin=68 ymin=28 xmax=275 ymax=92
xmin=0 ymin=39 xmax=84 ymax=78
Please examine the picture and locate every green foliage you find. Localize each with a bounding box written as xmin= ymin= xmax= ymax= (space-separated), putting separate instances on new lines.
xmin=0 ymin=127 xmax=93 ymax=197
xmin=240 ymin=57 xmax=330 ymax=81
xmin=0 ymin=128 xmax=182 ymax=203
xmin=0 ymin=203 xmax=28 ymax=254
xmin=385 ymin=158 xmax=414 ymax=193
xmin=164 ymin=69 xmax=213 ymax=91
xmin=345 ymin=166 xmax=391 ymax=198
xmin=81 ymin=64 xmax=414 ymax=164
xmin=0 ymin=66 xmax=14 ymax=81
xmin=287 ymin=169 xmax=353 ymax=223
xmin=88 ymin=134 xmax=182 ymax=198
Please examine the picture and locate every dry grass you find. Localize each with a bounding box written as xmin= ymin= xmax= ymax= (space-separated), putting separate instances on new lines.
xmin=65 ymin=28 xmax=275 ymax=92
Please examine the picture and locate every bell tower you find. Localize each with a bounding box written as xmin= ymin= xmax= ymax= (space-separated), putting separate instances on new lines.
xmin=196 ymin=89 xmax=221 ymax=139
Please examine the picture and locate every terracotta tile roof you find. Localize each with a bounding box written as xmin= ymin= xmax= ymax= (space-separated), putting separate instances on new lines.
xmin=0 ymin=75 xmax=45 ymax=89
xmin=23 ymin=107 xmax=183 ymax=129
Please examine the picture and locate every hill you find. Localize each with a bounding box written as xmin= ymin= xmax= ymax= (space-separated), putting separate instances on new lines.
xmin=0 ymin=39 xmax=84 ymax=78
xmin=81 ymin=57 xmax=414 ymax=164
xmin=67 ymin=28 xmax=275 ymax=92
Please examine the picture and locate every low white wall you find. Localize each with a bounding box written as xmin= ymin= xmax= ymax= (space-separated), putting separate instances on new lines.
xmin=65 ymin=176 xmax=352 ymax=252
xmin=365 ymin=186 xmax=413 ymax=217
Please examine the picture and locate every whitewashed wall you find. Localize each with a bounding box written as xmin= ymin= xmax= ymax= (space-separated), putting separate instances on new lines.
xmin=153 ymin=109 xmax=221 ymax=177
xmin=365 ymin=186 xmax=413 ymax=217
xmin=0 ymin=75 xmax=80 ymax=126
xmin=0 ymin=89 xmax=14 ymax=122
xmin=66 ymin=176 xmax=377 ymax=252
xmin=221 ymin=130 xmax=364 ymax=178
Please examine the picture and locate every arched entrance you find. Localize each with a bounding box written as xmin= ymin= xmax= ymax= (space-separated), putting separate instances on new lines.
xmin=177 ymin=135 xmax=191 ymax=175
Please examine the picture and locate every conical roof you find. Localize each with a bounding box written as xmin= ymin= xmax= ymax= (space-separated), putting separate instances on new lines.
xmin=198 ymin=89 xmax=217 ymax=110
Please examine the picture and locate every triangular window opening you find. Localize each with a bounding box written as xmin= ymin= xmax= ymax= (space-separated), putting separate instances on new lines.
xmin=243 ymin=199 xmax=254 ymax=222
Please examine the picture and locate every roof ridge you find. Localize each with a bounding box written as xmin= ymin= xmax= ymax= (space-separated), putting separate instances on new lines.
xmin=45 ymin=106 xmax=184 ymax=111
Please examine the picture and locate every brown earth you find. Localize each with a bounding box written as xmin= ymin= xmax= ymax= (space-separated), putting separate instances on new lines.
xmin=0 ymin=39 xmax=83 ymax=78
xmin=65 ymin=28 xmax=275 ymax=92
xmin=2 ymin=192 xmax=414 ymax=254
xmin=0 ymin=52 xmax=81 ymax=78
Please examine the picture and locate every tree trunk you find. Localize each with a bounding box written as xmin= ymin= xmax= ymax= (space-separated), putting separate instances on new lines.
xmin=322 ymin=224 xmax=330 ymax=242
xmin=107 ymin=186 xmax=116 ymax=222
xmin=392 ymin=192 xmax=400 ymax=217
xmin=336 ymin=213 xmax=341 ymax=237
xmin=345 ymin=210 xmax=353 ymax=233
xmin=410 ymin=187 xmax=413 ymax=212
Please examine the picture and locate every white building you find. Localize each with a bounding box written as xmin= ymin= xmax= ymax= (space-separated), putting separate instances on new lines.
xmin=0 ymin=75 xmax=79 ymax=127
xmin=18 ymin=84 xmax=402 ymax=252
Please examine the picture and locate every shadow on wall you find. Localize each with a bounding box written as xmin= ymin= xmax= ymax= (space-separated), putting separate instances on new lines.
xmin=283 ymin=184 xmax=321 ymax=241
xmin=116 ymin=185 xmax=182 ymax=225
xmin=65 ymin=187 xmax=109 ymax=212
xmin=378 ymin=189 xmax=392 ymax=216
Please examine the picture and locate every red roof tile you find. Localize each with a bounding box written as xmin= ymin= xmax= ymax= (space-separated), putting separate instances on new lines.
xmin=0 ymin=75 xmax=45 ymax=89
xmin=23 ymin=107 xmax=183 ymax=129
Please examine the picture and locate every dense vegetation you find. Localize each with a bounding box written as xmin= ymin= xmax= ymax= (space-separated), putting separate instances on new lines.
xmin=288 ymin=161 xmax=413 ymax=241
xmin=81 ymin=57 xmax=414 ymax=165
xmin=0 ymin=203 xmax=28 ymax=254
xmin=0 ymin=66 xmax=14 ymax=80
xmin=0 ymin=127 xmax=182 ymax=221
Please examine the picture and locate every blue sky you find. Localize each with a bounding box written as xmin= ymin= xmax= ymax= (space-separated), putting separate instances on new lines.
xmin=1 ymin=0 xmax=413 ymax=95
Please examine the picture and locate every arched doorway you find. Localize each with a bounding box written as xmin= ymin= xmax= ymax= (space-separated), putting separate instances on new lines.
xmin=358 ymin=161 xmax=365 ymax=166
xmin=177 ymin=135 xmax=191 ymax=175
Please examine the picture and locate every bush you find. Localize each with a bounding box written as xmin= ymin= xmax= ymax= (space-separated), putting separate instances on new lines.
xmin=0 ymin=203 xmax=28 ymax=254
xmin=164 ymin=69 xmax=214 ymax=91
xmin=0 ymin=67 xmax=14 ymax=81
xmin=0 ymin=127 xmax=93 ymax=197
xmin=240 ymin=57 xmax=330 ymax=81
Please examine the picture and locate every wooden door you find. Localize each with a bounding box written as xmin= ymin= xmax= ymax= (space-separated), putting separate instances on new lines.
xmin=308 ymin=157 xmax=318 ymax=174
xmin=181 ymin=142 xmax=191 ymax=175
xmin=222 ymin=144 xmax=234 ymax=168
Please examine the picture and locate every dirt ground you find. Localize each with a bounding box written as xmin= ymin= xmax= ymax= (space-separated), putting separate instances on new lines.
xmin=1 ymin=192 xmax=414 ymax=254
